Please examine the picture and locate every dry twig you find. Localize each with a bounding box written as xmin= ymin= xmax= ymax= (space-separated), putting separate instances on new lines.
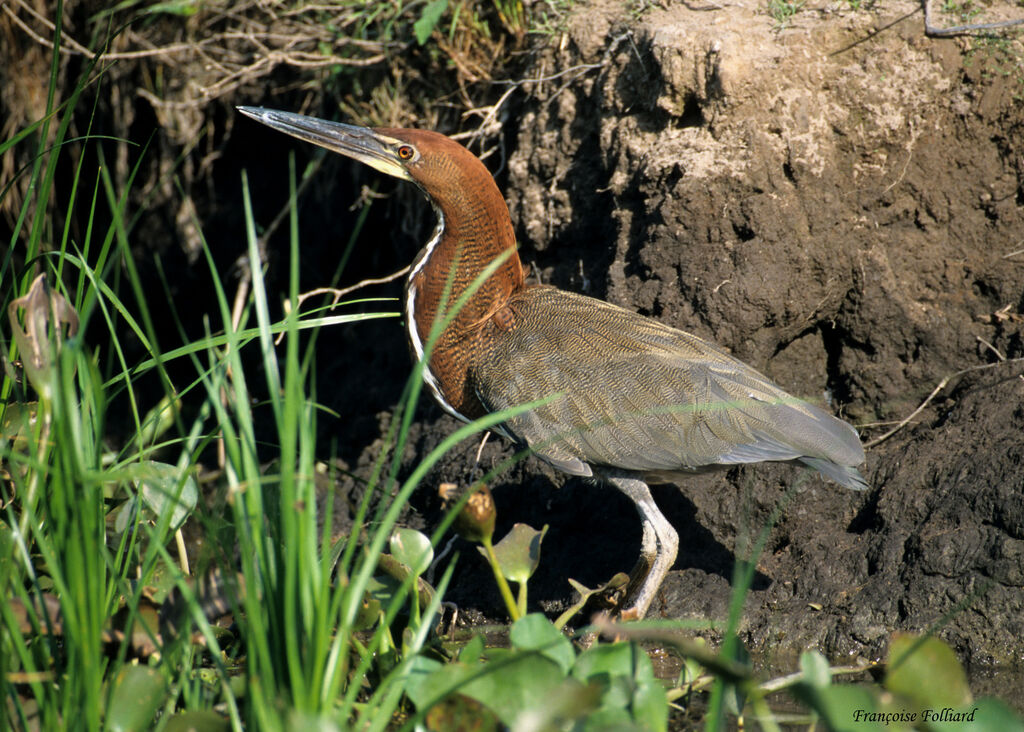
xmin=864 ymin=357 xmax=1024 ymax=448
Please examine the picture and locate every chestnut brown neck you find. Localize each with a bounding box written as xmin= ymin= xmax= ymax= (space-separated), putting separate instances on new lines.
xmin=394 ymin=130 xmax=524 ymax=420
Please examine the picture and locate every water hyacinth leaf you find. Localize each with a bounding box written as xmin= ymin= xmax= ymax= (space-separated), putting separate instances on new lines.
xmin=406 ymin=646 xmax=568 ymax=727
xmin=402 ymin=654 xmax=447 ymax=711
xmin=573 ymin=642 xmax=668 ymax=731
xmin=375 ymin=554 xmax=436 ymax=608
xmin=885 ymin=633 xmax=971 ymax=710
xmin=365 ymin=573 xmax=400 ymax=604
xmin=112 ymin=496 xmax=139 ymax=535
xmin=129 ymin=461 xmax=198 ymax=531
xmin=521 ymin=678 xmax=603 ymax=728
xmin=957 ymin=698 xmax=1024 ymax=732
xmin=458 ymin=633 xmax=485 ymax=664
xmin=454 ymin=652 xmax=565 ymax=726
xmin=485 ymin=523 xmax=547 ymax=585
xmin=353 ymin=594 xmax=382 ymax=632
xmin=105 ymin=665 xmax=167 ymax=732
xmin=509 ymin=613 xmax=575 ymax=674
xmin=390 ymin=527 xmax=433 ymax=576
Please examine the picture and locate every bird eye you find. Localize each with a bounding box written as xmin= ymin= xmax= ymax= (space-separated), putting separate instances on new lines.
xmin=397 ymin=145 xmax=415 ymax=160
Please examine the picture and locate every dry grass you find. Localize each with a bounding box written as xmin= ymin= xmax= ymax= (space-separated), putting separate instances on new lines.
xmin=1 ymin=0 xmax=568 ymax=259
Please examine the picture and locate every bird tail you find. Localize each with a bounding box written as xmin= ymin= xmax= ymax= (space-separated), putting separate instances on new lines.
xmin=800 ymin=456 xmax=869 ymax=490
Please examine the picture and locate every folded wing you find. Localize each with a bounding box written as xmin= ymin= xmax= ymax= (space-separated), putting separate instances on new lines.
xmin=472 ymin=286 xmax=866 ymax=489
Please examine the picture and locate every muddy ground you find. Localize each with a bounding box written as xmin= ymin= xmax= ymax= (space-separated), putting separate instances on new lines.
xmin=8 ymin=0 xmax=1024 ymax=697
xmin=331 ymin=0 xmax=1024 ymax=680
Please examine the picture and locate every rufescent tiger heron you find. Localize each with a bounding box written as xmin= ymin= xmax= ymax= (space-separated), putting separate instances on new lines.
xmin=238 ymin=106 xmax=868 ymax=619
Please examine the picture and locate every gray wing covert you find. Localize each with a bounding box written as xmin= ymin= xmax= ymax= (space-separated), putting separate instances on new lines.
xmin=471 ymin=286 xmax=865 ymax=484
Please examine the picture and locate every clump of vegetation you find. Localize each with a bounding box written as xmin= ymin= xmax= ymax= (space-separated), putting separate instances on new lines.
xmin=767 ymin=0 xmax=806 ymax=30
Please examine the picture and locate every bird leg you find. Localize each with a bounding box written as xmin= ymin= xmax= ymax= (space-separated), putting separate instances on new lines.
xmin=608 ymin=476 xmax=679 ymax=620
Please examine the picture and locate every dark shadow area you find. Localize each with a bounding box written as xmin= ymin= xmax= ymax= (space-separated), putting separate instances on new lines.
xmin=431 ymin=467 xmax=768 ymax=617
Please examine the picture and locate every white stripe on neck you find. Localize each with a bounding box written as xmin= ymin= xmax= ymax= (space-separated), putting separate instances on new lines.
xmin=404 ymin=205 xmax=470 ymax=423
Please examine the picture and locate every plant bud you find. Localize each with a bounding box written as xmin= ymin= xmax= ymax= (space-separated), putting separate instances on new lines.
xmin=440 ymin=481 xmax=496 ymax=544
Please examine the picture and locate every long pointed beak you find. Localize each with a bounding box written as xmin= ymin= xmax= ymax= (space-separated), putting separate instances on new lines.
xmin=237 ymin=106 xmax=412 ymax=181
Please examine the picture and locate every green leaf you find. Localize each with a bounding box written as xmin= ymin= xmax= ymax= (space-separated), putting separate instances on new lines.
xmin=486 ymin=523 xmax=547 ymax=585
xmin=424 ymin=693 xmax=500 ymax=732
xmin=517 ymin=678 xmax=603 ymax=729
xmin=414 ymin=0 xmax=448 ymax=45
xmin=800 ymin=649 xmax=832 ymax=689
xmin=112 ymin=496 xmax=138 ymax=535
xmin=0 ymin=522 xmax=12 ymax=578
xmin=886 ymin=634 xmax=971 ymax=710
xmin=632 ymin=674 xmax=669 ymax=732
xmin=934 ymin=698 xmax=1024 ymax=732
xmin=163 ymin=710 xmax=231 ymax=732
xmin=374 ymin=554 xmax=436 ymax=608
xmin=509 ymin=613 xmax=575 ymax=674
xmin=353 ymin=593 xmax=382 ymax=632
xmin=460 ymin=653 xmax=565 ymax=726
xmin=0 ymin=401 xmax=38 ymax=442
xmin=790 ymin=682 xmax=888 ymax=732
xmin=458 ymin=634 xmax=485 ymax=664
xmin=403 ymin=654 xmax=447 ymax=711
xmin=573 ymin=643 xmax=668 ymax=730
xmin=129 ymin=461 xmax=197 ymax=531
xmin=105 ymin=665 xmax=167 ymax=732
xmin=406 ymin=650 xmax=567 ymax=727
xmin=133 ymin=394 xmax=179 ymax=450
xmin=143 ymin=0 xmax=201 ymax=16
xmin=390 ymin=528 xmax=433 ymax=575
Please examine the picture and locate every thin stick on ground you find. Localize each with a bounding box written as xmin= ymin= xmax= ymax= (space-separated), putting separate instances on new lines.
xmin=863 ymin=357 xmax=1024 ymax=448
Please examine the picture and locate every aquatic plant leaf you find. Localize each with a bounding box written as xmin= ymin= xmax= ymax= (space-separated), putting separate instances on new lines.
xmin=390 ymin=527 xmax=433 ymax=575
xmin=509 ymin=612 xmax=575 ymax=674
xmin=106 ymin=665 xmax=166 ymax=732
xmin=886 ymin=633 xmax=971 ymax=710
xmin=485 ymin=523 xmax=547 ymax=585
xmin=130 ymin=461 xmax=198 ymax=531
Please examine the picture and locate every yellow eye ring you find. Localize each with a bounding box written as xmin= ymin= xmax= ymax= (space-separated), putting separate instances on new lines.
xmin=397 ymin=145 xmax=415 ymax=160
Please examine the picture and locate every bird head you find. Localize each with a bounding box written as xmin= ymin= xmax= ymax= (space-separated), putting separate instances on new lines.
xmin=236 ymin=107 xmax=493 ymax=212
